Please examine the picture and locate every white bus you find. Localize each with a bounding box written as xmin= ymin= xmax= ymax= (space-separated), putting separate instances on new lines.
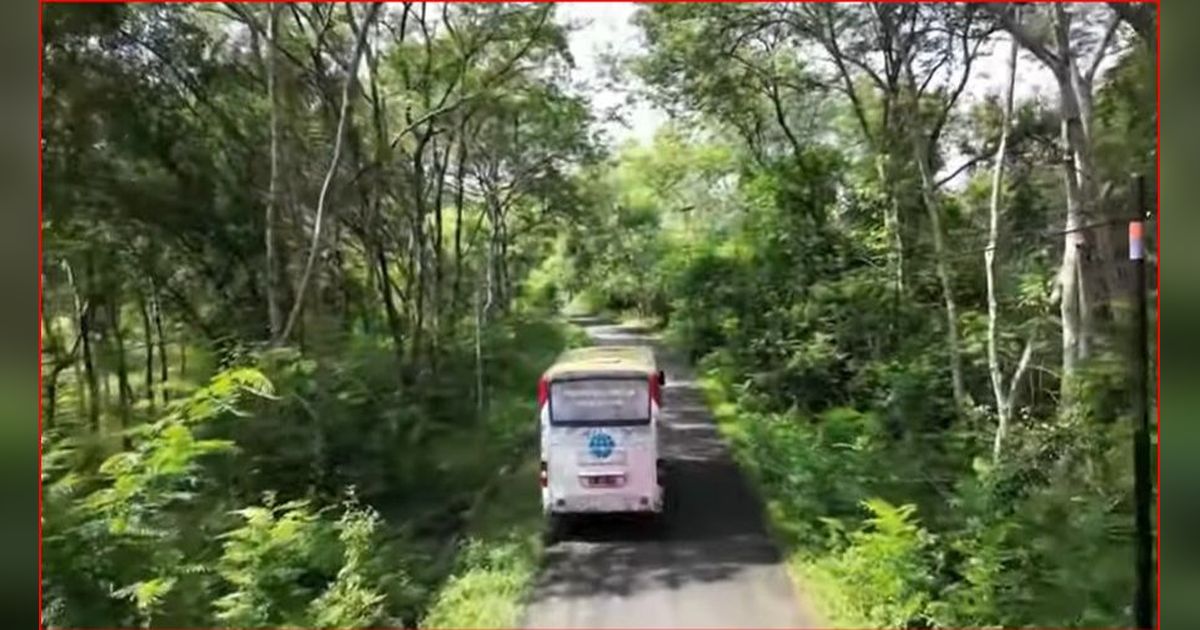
xmin=536 ymin=346 xmax=667 ymax=539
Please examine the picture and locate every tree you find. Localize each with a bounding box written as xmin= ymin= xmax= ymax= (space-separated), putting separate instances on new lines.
xmin=989 ymin=3 xmax=1128 ymax=400
xmin=277 ymin=2 xmax=382 ymax=345
xmin=984 ymin=21 xmax=1034 ymax=461
xmin=265 ymin=3 xmax=284 ymax=339
xmin=798 ymin=3 xmax=990 ymax=412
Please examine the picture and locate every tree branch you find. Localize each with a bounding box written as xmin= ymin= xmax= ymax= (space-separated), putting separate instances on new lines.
xmin=1108 ymin=2 xmax=1155 ymax=50
xmin=1007 ymin=334 xmax=1037 ymax=406
xmin=277 ymin=2 xmax=382 ymax=344
xmin=934 ymin=151 xmax=992 ymax=189
xmin=1085 ymin=11 xmax=1122 ymax=85
xmin=988 ymin=5 xmax=1062 ymax=69
xmin=814 ymin=7 xmax=875 ymax=144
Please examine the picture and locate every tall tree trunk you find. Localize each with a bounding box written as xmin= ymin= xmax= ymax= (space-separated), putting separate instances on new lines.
xmin=410 ymin=134 xmax=431 ymax=370
xmin=138 ymin=291 xmax=155 ymax=414
xmin=1057 ymin=71 xmax=1087 ymax=401
xmin=1067 ymin=72 xmax=1118 ymax=340
xmin=41 ymin=273 xmax=62 ymax=429
xmin=151 ymin=282 xmax=169 ymax=404
xmin=265 ymin=3 xmax=284 ymax=339
xmin=277 ymin=2 xmax=380 ymax=344
xmin=484 ymin=196 xmax=501 ymax=321
xmin=499 ymin=218 xmax=511 ymax=313
xmin=452 ymin=136 xmax=468 ymax=316
xmin=108 ymin=296 xmax=133 ymax=449
xmin=875 ymin=157 xmax=905 ymax=297
xmin=101 ymin=342 xmax=111 ymax=409
xmin=914 ymin=142 xmax=967 ymax=412
xmin=44 ymin=370 xmax=59 ymax=432
xmin=1059 ymin=62 xmax=1098 ymax=366
xmin=376 ymin=245 xmax=405 ymax=370
xmin=65 ymin=261 xmax=100 ymax=432
xmin=987 ymin=29 xmax=1021 ymax=462
xmin=71 ymin=335 xmax=86 ymax=424
xmin=89 ymin=259 xmax=112 ymax=415
xmin=333 ymin=226 xmax=353 ymax=329
xmin=993 ymin=4 xmax=1112 ymax=404
xmin=362 ymin=31 xmax=392 ymax=344
xmin=474 ymin=278 xmax=485 ymax=417
xmin=432 ymin=140 xmax=451 ymax=356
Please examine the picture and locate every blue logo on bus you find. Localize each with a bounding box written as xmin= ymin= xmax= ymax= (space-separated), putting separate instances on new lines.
xmin=588 ymin=432 xmax=615 ymax=459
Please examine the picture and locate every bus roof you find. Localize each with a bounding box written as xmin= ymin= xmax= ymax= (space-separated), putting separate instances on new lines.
xmin=544 ymin=345 xmax=657 ymax=379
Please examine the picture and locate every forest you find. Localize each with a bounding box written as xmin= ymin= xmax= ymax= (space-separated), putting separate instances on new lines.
xmin=40 ymin=2 xmax=1157 ymax=628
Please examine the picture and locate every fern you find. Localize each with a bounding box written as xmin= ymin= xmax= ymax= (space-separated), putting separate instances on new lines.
xmin=43 ymin=368 xmax=274 ymax=627
xmin=214 ymin=499 xmax=332 ymax=627
xmin=810 ymin=499 xmax=938 ymax=627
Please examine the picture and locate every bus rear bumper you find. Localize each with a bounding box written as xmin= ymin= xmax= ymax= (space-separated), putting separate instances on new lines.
xmin=543 ymin=490 xmax=663 ymax=515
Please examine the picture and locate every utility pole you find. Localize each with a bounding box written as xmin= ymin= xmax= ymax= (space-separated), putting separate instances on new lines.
xmin=1129 ymin=174 xmax=1154 ymax=630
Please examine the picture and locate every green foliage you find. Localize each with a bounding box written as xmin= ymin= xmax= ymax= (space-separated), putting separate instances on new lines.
xmin=42 ymin=2 xmax=1154 ymax=627
xmin=214 ymin=498 xmax=335 ymax=627
xmin=811 ymin=500 xmax=938 ymax=627
xmin=741 ymin=407 xmax=880 ymax=548
xmin=519 ymin=237 xmax=573 ymax=313
xmin=1094 ymin=47 xmax=1156 ymax=190
xmin=703 ymin=341 xmax=1140 ymax=628
xmin=419 ymin=455 xmax=545 ymax=629
xmin=43 ymin=368 xmax=272 ymax=627
xmin=704 ymin=357 xmax=1142 ymax=628
xmin=309 ymin=499 xmax=412 ymax=624
xmin=213 ymin=493 xmax=418 ymax=629
xmin=570 ymin=36 xmax=1147 ymax=620
xmin=419 ymin=536 xmax=539 ymax=629
xmin=43 ymin=315 xmax=576 ymax=627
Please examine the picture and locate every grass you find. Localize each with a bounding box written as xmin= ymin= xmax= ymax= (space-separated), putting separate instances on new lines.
xmin=418 ymin=457 xmax=544 ymax=629
xmin=418 ymin=313 xmax=586 ymax=628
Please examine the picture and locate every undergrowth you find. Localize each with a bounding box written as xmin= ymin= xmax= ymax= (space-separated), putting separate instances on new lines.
xmin=698 ymin=360 xmax=1137 ymax=628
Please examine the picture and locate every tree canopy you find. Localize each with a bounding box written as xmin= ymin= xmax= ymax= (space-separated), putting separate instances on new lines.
xmin=40 ymin=3 xmax=1156 ymax=628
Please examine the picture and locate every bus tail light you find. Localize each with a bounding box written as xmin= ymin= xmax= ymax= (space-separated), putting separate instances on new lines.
xmin=537 ymin=375 xmax=549 ymax=408
xmin=649 ymin=371 xmax=663 ymax=406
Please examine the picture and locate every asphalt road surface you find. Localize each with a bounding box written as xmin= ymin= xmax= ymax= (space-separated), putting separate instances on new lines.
xmin=520 ymin=317 xmax=818 ymax=629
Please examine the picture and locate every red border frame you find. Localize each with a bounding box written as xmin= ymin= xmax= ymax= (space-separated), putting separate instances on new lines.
xmin=31 ymin=0 xmax=1164 ymax=4
xmin=1153 ymin=2 xmax=1161 ymax=629
xmin=37 ymin=1 xmax=1161 ymax=628
xmin=37 ymin=0 xmax=45 ymax=626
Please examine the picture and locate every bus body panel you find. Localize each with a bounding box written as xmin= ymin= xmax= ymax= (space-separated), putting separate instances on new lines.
xmin=540 ymin=399 xmax=662 ymax=514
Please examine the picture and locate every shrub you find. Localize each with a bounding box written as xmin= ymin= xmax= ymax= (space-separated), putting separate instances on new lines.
xmin=214 ymin=498 xmax=337 ymax=627
xmin=419 ymin=536 xmax=539 ymax=629
xmin=811 ymin=499 xmax=938 ymax=627
xmin=43 ymin=369 xmax=274 ymax=627
xmin=744 ymin=408 xmax=881 ymax=548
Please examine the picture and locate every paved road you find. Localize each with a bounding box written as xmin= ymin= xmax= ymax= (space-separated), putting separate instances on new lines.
xmin=520 ymin=318 xmax=818 ymax=629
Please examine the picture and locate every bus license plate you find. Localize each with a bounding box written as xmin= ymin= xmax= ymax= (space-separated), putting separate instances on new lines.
xmin=586 ymin=475 xmax=622 ymax=488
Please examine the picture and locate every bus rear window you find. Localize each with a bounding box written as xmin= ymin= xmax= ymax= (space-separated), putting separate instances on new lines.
xmin=549 ymin=378 xmax=650 ymax=424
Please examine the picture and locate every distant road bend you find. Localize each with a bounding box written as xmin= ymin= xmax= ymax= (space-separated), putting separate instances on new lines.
xmin=520 ymin=317 xmax=818 ymax=629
